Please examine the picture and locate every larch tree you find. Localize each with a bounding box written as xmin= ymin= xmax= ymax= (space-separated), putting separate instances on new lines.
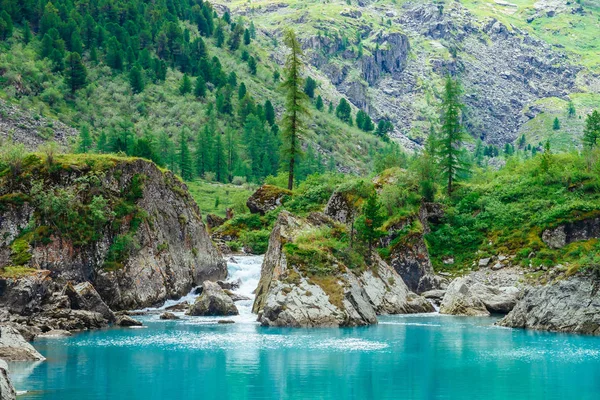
xmin=438 ymin=75 xmax=468 ymax=195
xmin=280 ymin=29 xmax=309 ymax=191
xmin=65 ymin=52 xmax=87 ymax=93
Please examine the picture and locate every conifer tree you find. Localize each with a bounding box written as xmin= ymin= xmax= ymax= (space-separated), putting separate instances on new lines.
xmin=438 ymin=75 xmax=468 ymax=195
xmin=179 ymin=130 xmax=193 ymax=180
xmin=336 ymin=98 xmax=352 ymax=125
xmin=129 ymin=64 xmax=144 ymax=94
xmin=196 ymin=125 xmax=214 ymax=177
xmin=303 ymin=76 xmax=316 ymax=98
xmin=215 ymin=24 xmax=225 ymax=47
xmin=568 ymin=101 xmax=576 ymax=118
xmin=179 ymin=73 xmax=192 ymax=95
xmin=244 ymin=28 xmax=251 ymax=45
xmin=315 ymin=95 xmax=324 ymax=111
xmin=97 ymin=131 xmax=108 ymax=153
xmin=355 ymin=190 xmax=385 ymax=262
xmin=553 ymin=117 xmax=561 ymax=130
xmin=194 ymin=76 xmax=207 ymax=98
xmin=23 ymin=21 xmax=32 ymax=44
xmin=238 ymin=82 xmax=247 ymax=100
xmin=583 ymin=110 xmax=600 ymax=149
xmin=78 ymin=125 xmax=93 ymax=153
xmin=214 ymin=133 xmax=227 ymax=182
xmin=0 ymin=11 xmax=12 ymax=40
xmin=70 ymin=31 xmax=83 ymax=54
xmin=248 ymin=56 xmax=257 ymax=75
xmin=265 ymin=100 xmax=276 ymax=126
xmin=281 ymin=29 xmax=309 ymax=190
xmin=65 ymin=52 xmax=87 ymax=93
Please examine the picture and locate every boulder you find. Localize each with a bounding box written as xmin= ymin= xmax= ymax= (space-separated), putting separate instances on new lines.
xmin=0 ymin=325 xmax=45 ymax=361
xmin=439 ymin=278 xmax=490 ymax=316
xmin=37 ymin=330 xmax=72 ymax=338
xmin=498 ymin=277 xmax=600 ymax=335
xmin=0 ymin=271 xmax=54 ymax=315
xmin=542 ymin=218 xmax=600 ymax=249
xmin=159 ymin=312 xmax=179 ymax=320
xmin=0 ymin=359 xmax=16 ymax=400
xmin=63 ymin=282 xmax=115 ymax=322
xmin=217 ymin=279 xmax=241 ymax=291
xmin=469 ymin=283 xmax=519 ymax=313
xmin=206 ymin=214 xmax=225 ymax=230
xmin=115 ymin=315 xmax=143 ymax=327
xmin=188 ymin=281 xmax=238 ymax=316
xmin=246 ymin=185 xmax=291 ymax=215
xmin=39 ymin=309 xmax=109 ymax=331
xmin=478 ymin=258 xmax=491 ymax=267
xmin=164 ymin=302 xmax=188 ymax=312
xmin=421 ymin=289 xmax=446 ymax=304
xmin=324 ymin=191 xmax=360 ymax=224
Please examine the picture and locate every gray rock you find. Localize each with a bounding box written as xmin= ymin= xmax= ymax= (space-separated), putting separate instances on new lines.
xmin=159 ymin=312 xmax=179 ymax=320
xmin=0 ymin=326 xmax=45 ymax=361
xmin=469 ymin=283 xmax=519 ymax=313
xmin=164 ymin=302 xmax=188 ymax=312
xmin=542 ymin=218 xmax=600 ymax=249
xmin=246 ymin=185 xmax=291 ymax=215
xmin=217 ymin=320 xmax=235 ymax=324
xmin=478 ymin=258 xmax=491 ymax=267
xmin=491 ymin=262 xmax=505 ymax=271
xmin=498 ymin=277 xmax=600 ymax=334
xmin=0 ymin=271 xmax=54 ymax=316
xmin=439 ymin=278 xmax=490 ymax=316
xmin=115 ymin=315 xmax=143 ymax=327
xmin=188 ymin=281 xmax=238 ymax=316
xmin=37 ymin=330 xmax=72 ymax=338
xmin=0 ymin=359 xmax=16 ymax=400
xmin=217 ymin=279 xmax=241 ymax=291
xmin=63 ymin=282 xmax=115 ymax=322
xmin=421 ymin=289 xmax=446 ymax=303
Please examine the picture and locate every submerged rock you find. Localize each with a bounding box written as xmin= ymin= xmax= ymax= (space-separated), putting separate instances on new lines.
xmin=0 ymin=359 xmax=16 ymax=400
xmin=497 ymin=277 xmax=600 ymax=335
xmin=439 ymin=278 xmax=490 ymax=316
xmin=0 ymin=326 xmax=45 ymax=361
xmin=253 ymin=211 xmax=433 ymax=328
xmin=188 ymin=281 xmax=238 ymax=316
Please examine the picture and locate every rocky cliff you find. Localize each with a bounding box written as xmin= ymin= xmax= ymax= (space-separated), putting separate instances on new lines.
xmin=0 ymin=154 xmax=226 ymax=311
xmin=252 ymin=211 xmax=432 ymax=328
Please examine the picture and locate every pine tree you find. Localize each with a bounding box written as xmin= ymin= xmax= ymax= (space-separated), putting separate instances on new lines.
xmin=179 ymin=73 xmax=192 ymax=95
xmin=228 ymin=71 xmax=237 ymax=87
xmin=106 ymin=37 xmax=123 ymax=70
xmin=328 ymin=101 xmax=334 ymax=114
xmin=65 ymin=52 xmax=87 ymax=93
xmin=23 ymin=21 xmax=32 ymax=44
xmin=281 ymin=29 xmax=309 ymax=191
xmin=540 ymin=140 xmax=552 ymax=174
xmin=238 ymin=82 xmax=247 ymax=100
xmin=228 ymin=23 xmax=243 ymax=50
xmin=265 ymin=100 xmax=276 ymax=126
xmin=568 ymin=101 xmax=576 ymax=118
xmin=195 ymin=126 xmax=214 ymax=177
xmin=355 ymin=190 xmax=385 ymax=262
xmin=303 ymin=76 xmax=316 ymax=98
xmin=97 ymin=131 xmax=108 ymax=153
xmin=248 ymin=56 xmax=257 ymax=75
xmin=315 ymin=95 xmax=324 ymax=111
xmin=213 ymin=133 xmax=227 ymax=182
xmin=553 ymin=117 xmax=561 ymax=130
xmin=518 ymin=134 xmax=526 ymax=149
xmin=438 ymin=75 xmax=468 ymax=195
xmin=0 ymin=11 xmax=13 ymax=40
xmin=179 ymin=130 xmax=193 ymax=180
xmin=70 ymin=31 xmax=83 ymax=54
xmin=249 ymin=21 xmax=256 ymax=38
xmin=583 ymin=110 xmax=600 ymax=149
xmin=356 ymin=110 xmax=366 ymax=130
xmin=335 ymin=98 xmax=352 ymax=125
xmin=215 ymin=24 xmax=225 ymax=47
xmin=129 ymin=64 xmax=144 ymax=94
xmin=244 ymin=28 xmax=251 ymax=45
xmin=78 ymin=125 xmax=93 ymax=153
xmin=194 ymin=76 xmax=207 ymax=98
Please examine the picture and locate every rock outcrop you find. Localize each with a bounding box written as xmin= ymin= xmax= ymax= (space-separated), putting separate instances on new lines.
xmin=0 ymin=325 xmax=45 ymax=361
xmin=246 ymin=185 xmax=291 ymax=215
xmin=542 ymin=217 xmax=600 ymax=249
xmin=0 ymin=156 xmax=227 ymax=311
xmin=469 ymin=283 xmax=519 ymax=314
xmin=188 ymin=281 xmax=239 ymax=316
xmin=497 ymin=277 xmax=600 ymax=335
xmin=0 ymin=359 xmax=16 ymax=400
xmin=439 ymin=278 xmax=490 ymax=316
xmin=63 ymin=282 xmax=115 ymax=322
xmin=253 ymin=211 xmax=432 ymax=328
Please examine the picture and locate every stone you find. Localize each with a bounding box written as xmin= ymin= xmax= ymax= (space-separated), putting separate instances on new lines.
xmin=164 ymin=302 xmax=189 ymax=312
xmin=206 ymin=214 xmax=225 ymax=230
xmin=0 ymin=271 xmax=54 ymax=316
xmin=159 ymin=312 xmax=179 ymax=320
xmin=217 ymin=320 xmax=235 ymax=324
xmin=246 ymin=185 xmax=291 ymax=215
xmin=0 ymin=359 xmax=16 ymax=400
xmin=498 ymin=277 xmax=600 ymax=335
xmin=63 ymin=282 xmax=115 ymax=322
xmin=478 ymin=258 xmax=491 ymax=267
xmin=542 ymin=218 xmax=600 ymax=249
xmin=187 ymin=281 xmax=239 ymax=316
xmin=115 ymin=315 xmax=143 ymax=327
xmin=0 ymin=326 xmax=45 ymax=361
xmin=469 ymin=283 xmax=519 ymax=313
xmin=439 ymin=278 xmax=490 ymax=316
xmin=421 ymin=289 xmax=446 ymax=303
xmin=217 ymin=279 xmax=241 ymax=291
xmin=491 ymin=262 xmax=505 ymax=271
xmin=37 ymin=330 xmax=72 ymax=338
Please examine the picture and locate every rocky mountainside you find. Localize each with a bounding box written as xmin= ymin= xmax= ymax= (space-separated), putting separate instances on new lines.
xmin=216 ymin=0 xmax=600 ymax=150
xmin=0 ymin=154 xmax=226 ymax=311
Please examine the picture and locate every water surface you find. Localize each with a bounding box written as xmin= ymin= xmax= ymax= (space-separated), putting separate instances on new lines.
xmin=9 ymin=256 xmax=600 ymax=399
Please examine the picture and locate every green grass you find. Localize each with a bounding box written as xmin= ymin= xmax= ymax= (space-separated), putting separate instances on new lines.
xmin=186 ymin=179 xmax=256 ymax=218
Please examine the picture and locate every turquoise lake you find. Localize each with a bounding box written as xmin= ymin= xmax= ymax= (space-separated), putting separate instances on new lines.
xmin=8 ymin=257 xmax=600 ymax=399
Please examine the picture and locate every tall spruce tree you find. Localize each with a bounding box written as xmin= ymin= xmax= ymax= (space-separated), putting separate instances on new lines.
xmin=438 ymin=75 xmax=468 ymax=195
xmin=179 ymin=73 xmax=192 ymax=95
xmin=179 ymin=130 xmax=193 ymax=180
xmin=78 ymin=125 xmax=93 ymax=153
xmin=281 ymin=29 xmax=309 ymax=190
xmin=129 ymin=64 xmax=144 ymax=94
xmin=355 ymin=190 xmax=385 ymax=262
xmin=65 ymin=52 xmax=87 ymax=93
xmin=583 ymin=110 xmax=600 ymax=149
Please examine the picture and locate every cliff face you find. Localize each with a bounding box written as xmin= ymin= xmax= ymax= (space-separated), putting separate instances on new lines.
xmin=0 ymin=155 xmax=226 ymax=310
xmin=252 ymin=211 xmax=432 ymax=328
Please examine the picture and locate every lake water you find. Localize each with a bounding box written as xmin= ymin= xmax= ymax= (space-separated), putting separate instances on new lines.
xmin=8 ymin=256 xmax=600 ymax=399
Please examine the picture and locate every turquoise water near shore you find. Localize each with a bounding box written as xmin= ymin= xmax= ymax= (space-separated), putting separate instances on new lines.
xmin=9 ymin=257 xmax=600 ymax=399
